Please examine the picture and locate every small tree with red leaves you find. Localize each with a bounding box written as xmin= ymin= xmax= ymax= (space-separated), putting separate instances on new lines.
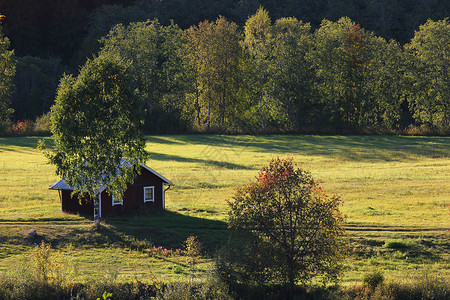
xmin=226 ymin=158 xmax=347 ymax=287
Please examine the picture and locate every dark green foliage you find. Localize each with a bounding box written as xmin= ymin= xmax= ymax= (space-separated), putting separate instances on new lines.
xmin=1 ymin=0 xmax=448 ymax=62
xmin=215 ymin=231 xmax=278 ymax=289
xmin=271 ymin=17 xmax=316 ymax=130
xmin=308 ymin=18 xmax=407 ymax=130
xmin=12 ymin=56 xmax=66 ymax=121
xmin=99 ymin=20 xmax=189 ymax=133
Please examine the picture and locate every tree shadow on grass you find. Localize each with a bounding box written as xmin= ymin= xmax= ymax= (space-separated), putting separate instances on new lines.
xmin=1 ymin=134 xmax=448 ymax=162
xmin=30 ymin=210 xmax=229 ymax=255
xmin=149 ymin=134 xmax=450 ymax=162
xmin=0 ymin=136 xmax=54 ymax=152
xmin=147 ymin=151 xmax=251 ymax=170
xmin=107 ymin=210 xmax=228 ymax=253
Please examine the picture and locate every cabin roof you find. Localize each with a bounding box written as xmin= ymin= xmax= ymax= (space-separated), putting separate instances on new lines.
xmin=49 ymin=159 xmax=173 ymax=191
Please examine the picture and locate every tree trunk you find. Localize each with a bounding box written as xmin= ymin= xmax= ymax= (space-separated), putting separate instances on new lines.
xmin=429 ymin=110 xmax=433 ymax=127
xmin=259 ymin=93 xmax=265 ymax=131
xmin=287 ymin=255 xmax=295 ymax=288
xmin=93 ymin=191 xmax=100 ymax=224
xmin=203 ymin=102 xmax=210 ymax=129
xmin=195 ymin=94 xmax=201 ymax=127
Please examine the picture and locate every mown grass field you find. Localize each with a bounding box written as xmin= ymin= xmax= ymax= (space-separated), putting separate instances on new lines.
xmin=0 ymin=134 xmax=448 ymax=286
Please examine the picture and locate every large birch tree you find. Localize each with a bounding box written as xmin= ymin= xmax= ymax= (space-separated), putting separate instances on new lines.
xmin=42 ymin=54 xmax=147 ymax=223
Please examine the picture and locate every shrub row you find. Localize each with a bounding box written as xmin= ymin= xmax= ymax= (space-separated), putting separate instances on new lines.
xmin=0 ymin=113 xmax=51 ymax=136
xmin=1 ymin=269 xmax=447 ymax=300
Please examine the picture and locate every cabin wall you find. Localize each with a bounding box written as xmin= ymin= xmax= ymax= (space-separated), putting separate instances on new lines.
xmin=59 ymin=167 xmax=166 ymax=218
xmin=99 ymin=185 xmax=132 ymax=217
xmin=99 ymin=168 xmax=165 ymax=217
xmin=61 ymin=190 xmax=94 ymax=216
xmin=133 ymin=169 xmax=164 ymax=211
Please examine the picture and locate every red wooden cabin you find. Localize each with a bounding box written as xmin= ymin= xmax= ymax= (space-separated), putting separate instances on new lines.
xmin=49 ymin=163 xmax=173 ymax=218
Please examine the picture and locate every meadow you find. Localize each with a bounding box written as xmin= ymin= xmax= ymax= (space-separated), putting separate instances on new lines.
xmin=0 ymin=134 xmax=448 ymax=287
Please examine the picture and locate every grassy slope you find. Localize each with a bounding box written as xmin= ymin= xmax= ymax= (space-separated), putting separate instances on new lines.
xmin=0 ymin=135 xmax=448 ymax=285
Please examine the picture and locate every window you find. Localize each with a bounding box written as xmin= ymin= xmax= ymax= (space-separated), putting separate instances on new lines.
xmin=112 ymin=194 xmax=123 ymax=206
xmin=144 ymin=186 xmax=154 ymax=202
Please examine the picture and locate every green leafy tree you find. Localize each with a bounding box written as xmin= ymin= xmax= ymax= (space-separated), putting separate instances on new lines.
xmin=405 ymin=19 xmax=450 ymax=128
xmin=364 ymin=37 xmax=406 ymax=128
xmin=242 ymin=7 xmax=274 ymax=130
xmin=271 ymin=17 xmax=315 ymax=129
xmin=182 ymin=22 xmax=207 ymax=129
xmin=343 ymin=23 xmax=370 ymax=126
xmin=0 ymin=15 xmax=15 ymax=129
xmin=99 ymin=20 xmax=187 ymax=133
xmin=308 ymin=18 xmax=360 ymax=128
xmin=308 ymin=18 xmax=405 ymax=129
xmin=42 ymin=54 xmax=147 ymax=223
xmin=224 ymin=158 xmax=347 ymax=287
xmin=183 ymin=16 xmax=242 ymax=129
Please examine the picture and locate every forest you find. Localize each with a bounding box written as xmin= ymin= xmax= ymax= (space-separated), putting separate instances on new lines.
xmin=0 ymin=0 xmax=449 ymax=134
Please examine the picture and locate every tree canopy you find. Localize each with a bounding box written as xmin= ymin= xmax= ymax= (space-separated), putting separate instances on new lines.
xmin=221 ymin=158 xmax=347 ymax=287
xmin=42 ymin=54 xmax=147 ymax=222
xmin=184 ymin=16 xmax=243 ymax=129
xmin=2 ymin=6 xmax=449 ymax=135
xmin=99 ymin=20 xmax=187 ymax=133
xmin=405 ymin=19 xmax=450 ymax=127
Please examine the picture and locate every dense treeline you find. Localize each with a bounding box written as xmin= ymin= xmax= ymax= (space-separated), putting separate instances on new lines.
xmin=0 ymin=3 xmax=449 ymax=134
xmin=56 ymin=11 xmax=448 ymax=133
xmin=1 ymin=0 xmax=448 ymax=61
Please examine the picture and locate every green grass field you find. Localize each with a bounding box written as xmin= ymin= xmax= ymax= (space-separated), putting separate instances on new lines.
xmin=0 ymin=134 xmax=448 ymax=285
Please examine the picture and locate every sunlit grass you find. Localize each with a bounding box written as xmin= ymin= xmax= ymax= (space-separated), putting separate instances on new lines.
xmin=0 ymin=135 xmax=448 ymax=285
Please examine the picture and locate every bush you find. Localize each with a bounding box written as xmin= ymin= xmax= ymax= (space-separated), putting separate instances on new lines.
xmin=34 ymin=112 xmax=52 ymax=134
xmin=0 ymin=242 xmax=229 ymax=300
xmin=0 ymin=267 xmax=70 ymax=300
xmin=372 ymin=272 xmax=449 ymax=300
xmin=383 ymin=239 xmax=414 ymax=249
xmin=404 ymin=124 xmax=450 ymax=136
xmin=32 ymin=240 xmax=53 ymax=283
xmin=363 ymin=271 xmax=384 ymax=291
xmin=343 ymin=270 xmax=449 ymax=300
xmin=9 ymin=119 xmax=34 ymax=136
xmin=156 ymin=281 xmax=231 ymax=300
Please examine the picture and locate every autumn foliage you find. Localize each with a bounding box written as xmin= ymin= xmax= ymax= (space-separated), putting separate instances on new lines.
xmin=345 ymin=24 xmax=368 ymax=69
xmin=226 ymin=158 xmax=347 ymax=287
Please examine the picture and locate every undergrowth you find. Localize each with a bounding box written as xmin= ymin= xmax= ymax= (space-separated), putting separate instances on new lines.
xmin=0 ymin=242 xmax=448 ymax=299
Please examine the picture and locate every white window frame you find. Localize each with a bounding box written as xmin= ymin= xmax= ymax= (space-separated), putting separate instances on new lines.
xmin=112 ymin=194 xmax=123 ymax=206
xmin=144 ymin=186 xmax=155 ymax=202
